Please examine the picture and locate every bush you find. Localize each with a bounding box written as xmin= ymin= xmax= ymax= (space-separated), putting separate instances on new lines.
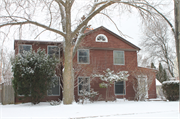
xmin=78 ymin=89 xmax=99 ymax=104
xmin=49 ymin=99 xmax=61 ymax=106
xmin=11 ymin=48 xmax=59 ymax=104
xmin=162 ymin=81 xmax=179 ymax=101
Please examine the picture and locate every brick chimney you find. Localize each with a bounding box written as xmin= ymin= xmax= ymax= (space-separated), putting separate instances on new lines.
xmin=84 ymin=27 xmax=93 ymax=33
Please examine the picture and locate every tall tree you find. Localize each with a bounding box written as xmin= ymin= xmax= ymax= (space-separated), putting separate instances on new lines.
xmin=151 ymin=62 xmax=156 ymax=69
xmin=163 ymin=69 xmax=168 ymax=81
xmin=0 ymin=0 xmax=179 ymax=104
xmin=156 ymin=63 xmax=168 ymax=83
xmin=141 ymin=21 xmax=175 ymax=77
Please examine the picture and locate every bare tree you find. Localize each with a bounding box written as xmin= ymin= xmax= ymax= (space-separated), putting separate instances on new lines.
xmin=1 ymin=50 xmax=13 ymax=82
xmin=140 ymin=20 xmax=175 ymax=77
xmin=0 ymin=0 xmax=179 ymax=104
xmin=137 ymin=54 xmax=151 ymax=67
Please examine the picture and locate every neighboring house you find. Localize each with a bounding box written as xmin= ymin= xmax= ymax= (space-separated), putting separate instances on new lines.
xmin=14 ymin=26 xmax=157 ymax=103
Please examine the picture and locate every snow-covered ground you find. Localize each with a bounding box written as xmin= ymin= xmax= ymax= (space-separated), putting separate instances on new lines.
xmin=0 ymin=99 xmax=179 ymax=119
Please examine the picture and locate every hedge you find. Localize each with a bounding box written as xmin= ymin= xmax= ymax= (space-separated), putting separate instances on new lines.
xmin=162 ymin=81 xmax=179 ymax=101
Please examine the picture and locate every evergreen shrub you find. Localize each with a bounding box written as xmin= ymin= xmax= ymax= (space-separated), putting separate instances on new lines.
xmin=11 ymin=49 xmax=59 ymax=104
xmin=162 ymin=81 xmax=179 ymax=101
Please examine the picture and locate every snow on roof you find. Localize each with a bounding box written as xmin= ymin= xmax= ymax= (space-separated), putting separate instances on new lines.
xmin=162 ymin=80 xmax=180 ymax=85
xmin=156 ymin=79 xmax=162 ymax=86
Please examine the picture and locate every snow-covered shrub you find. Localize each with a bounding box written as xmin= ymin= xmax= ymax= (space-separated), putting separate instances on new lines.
xmin=11 ymin=48 xmax=59 ymax=104
xmin=49 ymin=99 xmax=61 ymax=106
xmin=94 ymin=68 xmax=129 ymax=102
xmin=162 ymin=81 xmax=179 ymax=101
xmin=78 ymin=89 xmax=99 ymax=104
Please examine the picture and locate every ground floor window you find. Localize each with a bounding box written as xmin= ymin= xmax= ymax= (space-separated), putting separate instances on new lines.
xmin=115 ymin=81 xmax=125 ymax=95
xmin=78 ymin=77 xmax=90 ymax=95
xmin=47 ymin=76 xmax=60 ymax=96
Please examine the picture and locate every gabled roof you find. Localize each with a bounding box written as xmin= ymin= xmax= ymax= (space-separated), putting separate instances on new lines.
xmin=85 ymin=26 xmax=141 ymax=51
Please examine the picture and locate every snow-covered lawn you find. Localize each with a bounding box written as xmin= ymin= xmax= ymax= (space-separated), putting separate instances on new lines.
xmin=0 ymin=99 xmax=179 ymax=119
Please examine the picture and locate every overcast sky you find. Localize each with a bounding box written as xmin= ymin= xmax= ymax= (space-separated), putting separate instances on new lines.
xmin=1 ymin=0 xmax=174 ymax=53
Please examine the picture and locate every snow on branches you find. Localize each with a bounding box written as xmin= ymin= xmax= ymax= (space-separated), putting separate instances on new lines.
xmin=94 ymin=68 xmax=129 ymax=88
xmin=93 ymin=68 xmax=129 ymax=101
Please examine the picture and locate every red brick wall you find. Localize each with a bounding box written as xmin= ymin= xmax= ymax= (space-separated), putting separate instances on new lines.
xmin=73 ymin=29 xmax=139 ymax=101
xmin=80 ymin=29 xmax=136 ymax=50
xmin=14 ymin=27 xmax=157 ymax=103
xmin=148 ymin=72 xmax=157 ymax=99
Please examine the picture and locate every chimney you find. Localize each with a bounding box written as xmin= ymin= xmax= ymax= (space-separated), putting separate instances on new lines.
xmin=84 ymin=27 xmax=93 ymax=33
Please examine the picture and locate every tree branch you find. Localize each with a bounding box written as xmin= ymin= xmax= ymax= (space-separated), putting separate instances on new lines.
xmin=99 ymin=12 xmax=131 ymax=38
xmin=72 ymin=1 xmax=116 ymax=38
xmin=56 ymin=1 xmax=66 ymax=32
xmin=73 ymin=26 xmax=86 ymax=57
xmin=0 ymin=20 xmax=66 ymax=37
xmin=55 ymin=0 xmax=65 ymax=7
xmin=120 ymin=1 xmax=175 ymax=35
xmin=70 ymin=0 xmax=75 ymax=7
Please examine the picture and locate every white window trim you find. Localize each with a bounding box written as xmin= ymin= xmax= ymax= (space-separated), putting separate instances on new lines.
xmin=47 ymin=77 xmax=61 ymax=96
xmin=113 ymin=50 xmax=125 ymax=65
xmin=18 ymin=44 xmax=32 ymax=54
xmin=78 ymin=77 xmax=90 ymax=96
xmin=114 ymin=81 xmax=126 ymax=95
xmin=95 ymin=34 xmax=108 ymax=42
xmin=77 ymin=49 xmax=90 ymax=64
xmin=47 ymin=45 xmax=60 ymax=59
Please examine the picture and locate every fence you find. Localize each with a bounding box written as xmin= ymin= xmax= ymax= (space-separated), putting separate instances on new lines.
xmin=1 ymin=79 xmax=14 ymax=105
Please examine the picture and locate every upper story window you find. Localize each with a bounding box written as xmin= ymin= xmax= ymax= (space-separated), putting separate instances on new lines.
xmin=47 ymin=46 xmax=60 ymax=59
xmin=18 ymin=44 xmax=32 ymax=54
xmin=95 ymin=34 xmax=108 ymax=42
xmin=77 ymin=49 xmax=89 ymax=64
xmin=113 ymin=50 xmax=125 ymax=65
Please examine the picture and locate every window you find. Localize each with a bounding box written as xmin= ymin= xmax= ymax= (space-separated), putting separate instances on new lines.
xmin=115 ymin=81 xmax=125 ymax=95
xmin=47 ymin=46 xmax=60 ymax=59
xmin=78 ymin=77 xmax=90 ymax=95
xmin=113 ymin=50 xmax=125 ymax=65
xmin=78 ymin=49 xmax=89 ymax=64
xmin=96 ymin=34 xmax=108 ymax=42
xmin=47 ymin=76 xmax=60 ymax=96
xmin=18 ymin=45 xmax=32 ymax=54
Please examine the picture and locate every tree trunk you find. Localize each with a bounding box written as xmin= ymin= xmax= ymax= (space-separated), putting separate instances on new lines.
xmin=63 ymin=45 xmax=74 ymax=104
xmin=174 ymin=0 xmax=180 ymax=79
xmin=62 ymin=2 xmax=74 ymax=105
xmin=105 ymin=86 xmax=108 ymax=102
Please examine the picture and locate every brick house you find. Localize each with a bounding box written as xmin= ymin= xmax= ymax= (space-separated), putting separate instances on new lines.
xmin=14 ymin=26 xmax=156 ymax=103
